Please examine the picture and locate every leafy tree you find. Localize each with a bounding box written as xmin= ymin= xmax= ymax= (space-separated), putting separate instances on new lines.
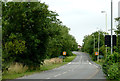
xmin=2 ymin=2 xmax=54 ymax=69
xmin=115 ymin=17 xmax=120 ymax=53
xmin=82 ymin=31 xmax=106 ymax=60
xmin=2 ymin=2 xmax=78 ymax=71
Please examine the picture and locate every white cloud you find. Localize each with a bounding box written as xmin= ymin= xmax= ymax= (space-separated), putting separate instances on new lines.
xmin=40 ymin=0 xmax=120 ymax=45
xmin=6 ymin=0 xmax=120 ymax=45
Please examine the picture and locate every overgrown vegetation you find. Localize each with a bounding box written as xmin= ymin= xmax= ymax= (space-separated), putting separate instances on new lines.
xmin=0 ymin=27 xmax=2 ymax=80
xmin=2 ymin=2 xmax=78 ymax=75
xmin=3 ymin=54 xmax=76 ymax=79
xmin=81 ymin=31 xmax=107 ymax=61
xmin=102 ymin=52 xmax=120 ymax=80
xmin=102 ymin=17 xmax=120 ymax=80
xmin=82 ymin=17 xmax=120 ymax=80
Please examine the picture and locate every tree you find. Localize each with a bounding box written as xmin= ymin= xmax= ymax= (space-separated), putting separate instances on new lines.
xmin=115 ymin=17 xmax=120 ymax=53
xmin=82 ymin=31 xmax=106 ymax=60
xmin=2 ymin=2 xmax=78 ymax=71
xmin=2 ymin=2 xmax=53 ymax=69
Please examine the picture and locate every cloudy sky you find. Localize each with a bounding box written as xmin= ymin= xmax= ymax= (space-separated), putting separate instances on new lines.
xmin=40 ymin=0 xmax=120 ymax=45
xmin=7 ymin=0 xmax=120 ymax=45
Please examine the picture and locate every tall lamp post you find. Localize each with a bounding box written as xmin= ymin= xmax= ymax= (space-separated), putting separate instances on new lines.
xmin=101 ymin=11 xmax=107 ymax=34
xmin=92 ymin=35 xmax=95 ymax=53
xmin=111 ymin=0 xmax=113 ymax=54
xmin=101 ymin=11 xmax=108 ymax=57
xmin=97 ymin=28 xmax=100 ymax=62
xmin=98 ymin=30 xmax=100 ymax=62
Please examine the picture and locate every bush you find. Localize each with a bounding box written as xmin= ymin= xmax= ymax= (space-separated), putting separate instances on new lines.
xmin=107 ymin=63 xmax=120 ymax=80
xmin=43 ymin=58 xmax=63 ymax=65
xmin=6 ymin=62 xmax=28 ymax=74
xmin=102 ymin=52 xmax=120 ymax=80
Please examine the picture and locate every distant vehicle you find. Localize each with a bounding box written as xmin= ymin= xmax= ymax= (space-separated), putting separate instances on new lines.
xmin=58 ymin=56 xmax=65 ymax=59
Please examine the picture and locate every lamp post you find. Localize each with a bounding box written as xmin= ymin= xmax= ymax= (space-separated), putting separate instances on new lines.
xmin=97 ymin=28 xmax=100 ymax=62
xmin=111 ymin=0 xmax=113 ymax=54
xmin=94 ymin=35 xmax=95 ymax=53
xmin=101 ymin=11 xmax=108 ymax=57
xmin=92 ymin=35 xmax=95 ymax=53
xmin=101 ymin=11 xmax=107 ymax=34
xmin=96 ymin=27 xmax=100 ymax=62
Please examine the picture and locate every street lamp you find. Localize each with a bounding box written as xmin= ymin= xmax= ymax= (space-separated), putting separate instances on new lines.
xmin=101 ymin=11 xmax=108 ymax=57
xmin=92 ymin=35 xmax=95 ymax=53
xmin=98 ymin=31 xmax=100 ymax=62
xmin=97 ymin=28 xmax=100 ymax=62
xmin=101 ymin=11 xmax=107 ymax=34
xmin=111 ymin=0 xmax=113 ymax=54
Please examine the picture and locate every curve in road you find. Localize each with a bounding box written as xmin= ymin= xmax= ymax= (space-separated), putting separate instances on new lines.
xmin=18 ymin=52 xmax=106 ymax=79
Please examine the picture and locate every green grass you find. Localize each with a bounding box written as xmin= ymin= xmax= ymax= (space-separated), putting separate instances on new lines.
xmin=2 ymin=70 xmax=41 ymax=79
xmin=40 ymin=54 xmax=76 ymax=71
xmin=64 ymin=54 xmax=76 ymax=62
xmin=94 ymin=60 xmax=104 ymax=66
xmin=2 ymin=54 xmax=77 ymax=80
xmin=40 ymin=63 xmax=67 ymax=71
xmin=88 ymin=53 xmax=104 ymax=66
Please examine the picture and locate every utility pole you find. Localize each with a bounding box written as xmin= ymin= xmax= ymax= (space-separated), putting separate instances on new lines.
xmin=101 ymin=11 xmax=108 ymax=57
xmin=105 ymin=45 xmax=107 ymax=58
xmin=98 ymin=31 xmax=100 ymax=62
xmin=94 ymin=35 xmax=95 ymax=53
xmin=111 ymin=0 xmax=113 ymax=54
xmin=105 ymin=12 xmax=108 ymax=57
xmin=101 ymin=11 xmax=107 ymax=34
xmin=92 ymin=35 xmax=95 ymax=53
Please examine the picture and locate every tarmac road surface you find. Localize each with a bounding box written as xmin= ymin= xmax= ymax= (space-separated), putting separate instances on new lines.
xmin=18 ymin=51 xmax=106 ymax=79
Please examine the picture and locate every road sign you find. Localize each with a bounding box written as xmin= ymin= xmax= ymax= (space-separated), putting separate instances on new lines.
xmin=95 ymin=52 xmax=99 ymax=56
xmin=105 ymin=35 xmax=116 ymax=47
xmin=63 ymin=51 xmax=66 ymax=55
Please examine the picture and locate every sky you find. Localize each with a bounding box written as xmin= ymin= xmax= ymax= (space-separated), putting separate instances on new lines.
xmin=6 ymin=0 xmax=120 ymax=45
xmin=39 ymin=0 xmax=120 ymax=45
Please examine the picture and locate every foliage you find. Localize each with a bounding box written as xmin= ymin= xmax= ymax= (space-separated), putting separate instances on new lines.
xmin=7 ymin=62 xmax=28 ymax=74
xmin=81 ymin=31 xmax=106 ymax=60
xmin=2 ymin=2 xmax=78 ymax=71
xmin=115 ymin=17 xmax=120 ymax=53
xmin=107 ymin=63 xmax=120 ymax=80
xmin=99 ymin=45 xmax=106 ymax=57
xmin=102 ymin=52 xmax=120 ymax=80
xmin=3 ymin=54 xmax=76 ymax=79
xmin=0 ymin=27 xmax=1 ymax=42
xmin=82 ymin=29 xmax=120 ymax=80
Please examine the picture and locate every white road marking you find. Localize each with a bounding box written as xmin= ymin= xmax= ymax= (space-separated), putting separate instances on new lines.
xmin=62 ymin=72 xmax=67 ymax=74
xmin=54 ymin=74 xmax=61 ymax=77
xmin=46 ymin=78 xmax=50 ymax=79
xmin=89 ymin=62 xmax=92 ymax=65
xmin=68 ymin=62 xmax=71 ymax=64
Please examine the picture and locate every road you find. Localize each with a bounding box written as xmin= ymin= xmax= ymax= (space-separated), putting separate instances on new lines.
xmin=18 ymin=52 xmax=106 ymax=79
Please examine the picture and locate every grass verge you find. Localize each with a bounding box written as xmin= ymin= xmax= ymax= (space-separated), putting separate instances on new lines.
xmin=2 ymin=54 xmax=77 ymax=79
xmin=94 ymin=59 xmax=104 ymax=66
xmin=87 ymin=53 xmax=104 ymax=67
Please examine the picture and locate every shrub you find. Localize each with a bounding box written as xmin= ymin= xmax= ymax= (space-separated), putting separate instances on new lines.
xmin=7 ymin=62 xmax=28 ymax=74
xmin=107 ymin=63 xmax=120 ymax=80
xmin=43 ymin=58 xmax=63 ymax=65
xmin=102 ymin=52 xmax=120 ymax=80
